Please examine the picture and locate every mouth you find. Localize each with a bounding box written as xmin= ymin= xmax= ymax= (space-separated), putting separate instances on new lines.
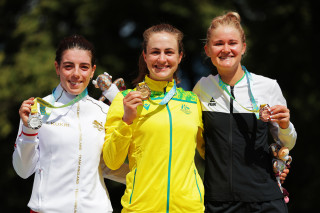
xmin=154 ymin=64 xmax=170 ymax=71
xmin=69 ymin=80 xmax=82 ymax=86
xmin=219 ymin=56 xmax=233 ymax=60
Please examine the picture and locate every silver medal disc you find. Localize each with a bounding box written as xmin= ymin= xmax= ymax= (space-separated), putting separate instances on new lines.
xmin=27 ymin=113 xmax=42 ymax=129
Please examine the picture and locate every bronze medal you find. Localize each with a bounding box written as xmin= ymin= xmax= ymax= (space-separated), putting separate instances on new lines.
xmin=136 ymin=82 xmax=151 ymax=100
xmin=259 ymin=104 xmax=271 ymax=122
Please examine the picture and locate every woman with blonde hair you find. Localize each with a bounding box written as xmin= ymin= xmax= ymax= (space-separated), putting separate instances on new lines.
xmin=193 ymin=12 xmax=297 ymax=213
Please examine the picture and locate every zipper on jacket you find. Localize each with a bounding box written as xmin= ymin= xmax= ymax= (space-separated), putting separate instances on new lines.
xmin=229 ymin=86 xmax=234 ymax=194
xmin=164 ymin=86 xmax=173 ymax=213
xmin=194 ymin=169 xmax=202 ymax=202
xmin=129 ymin=168 xmax=137 ymax=204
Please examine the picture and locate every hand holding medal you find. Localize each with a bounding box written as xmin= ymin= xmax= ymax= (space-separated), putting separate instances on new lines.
xmin=259 ymin=104 xmax=271 ymax=122
xmin=136 ymin=82 xmax=151 ymax=100
xmin=27 ymin=98 xmax=42 ymax=129
xmin=19 ymin=97 xmax=42 ymax=129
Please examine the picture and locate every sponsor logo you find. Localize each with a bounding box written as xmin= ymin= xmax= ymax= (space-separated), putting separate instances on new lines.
xmin=181 ymin=104 xmax=191 ymax=114
xmin=48 ymin=122 xmax=70 ymax=127
xmin=208 ymin=97 xmax=216 ymax=106
xmin=143 ymin=103 xmax=151 ymax=110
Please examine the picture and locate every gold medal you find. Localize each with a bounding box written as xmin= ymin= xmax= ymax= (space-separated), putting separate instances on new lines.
xmin=136 ymin=82 xmax=151 ymax=100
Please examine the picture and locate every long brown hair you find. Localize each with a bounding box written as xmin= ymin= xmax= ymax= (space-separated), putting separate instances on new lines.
xmin=132 ymin=24 xmax=184 ymax=86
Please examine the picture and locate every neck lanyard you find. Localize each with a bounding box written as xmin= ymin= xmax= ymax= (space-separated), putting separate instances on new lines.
xmin=218 ymin=66 xmax=259 ymax=119
xmin=158 ymin=80 xmax=177 ymax=105
xmin=34 ymin=88 xmax=88 ymax=121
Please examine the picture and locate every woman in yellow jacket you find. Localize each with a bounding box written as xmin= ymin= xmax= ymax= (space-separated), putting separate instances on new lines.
xmin=103 ymin=24 xmax=205 ymax=213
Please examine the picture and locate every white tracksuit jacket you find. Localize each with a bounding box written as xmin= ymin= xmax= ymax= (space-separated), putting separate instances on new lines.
xmin=13 ymin=84 xmax=126 ymax=213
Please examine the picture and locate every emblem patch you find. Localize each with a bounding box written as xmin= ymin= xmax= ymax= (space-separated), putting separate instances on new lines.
xmin=93 ymin=120 xmax=104 ymax=131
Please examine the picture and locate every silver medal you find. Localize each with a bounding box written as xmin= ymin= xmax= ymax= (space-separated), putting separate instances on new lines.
xmin=27 ymin=113 xmax=42 ymax=129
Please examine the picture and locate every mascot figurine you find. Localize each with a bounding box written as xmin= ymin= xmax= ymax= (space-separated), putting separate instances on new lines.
xmin=270 ymin=142 xmax=292 ymax=203
xmin=92 ymin=72 xmax=126 ymax=103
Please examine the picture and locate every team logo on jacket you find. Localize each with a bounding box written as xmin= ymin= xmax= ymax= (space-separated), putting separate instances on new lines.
xmin=143 ymin=103 xmax=150 ymax=110
xmin=208 ymin=97 xmax=216 ymax=106
xmin=180 ymin=104 xmax=191 ymax=114
xmin=93 ymin=120 xmax=104 ymax=131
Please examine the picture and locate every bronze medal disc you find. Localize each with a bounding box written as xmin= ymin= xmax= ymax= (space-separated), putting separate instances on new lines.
xmin=259 ymin=104 xmax=271 ymax=122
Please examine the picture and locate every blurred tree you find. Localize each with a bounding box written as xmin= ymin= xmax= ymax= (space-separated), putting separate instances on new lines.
xmin=0 ymin=0 xmax=318 ymax=212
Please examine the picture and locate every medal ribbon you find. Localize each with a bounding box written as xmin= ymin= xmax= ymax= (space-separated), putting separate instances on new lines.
xmin=158 ymin=80 xmax=177 ymax=105
xmin=218 ymin=66 xmax=260 ymax=119
xmin=34 ymin=88 xmax=88 ymax=116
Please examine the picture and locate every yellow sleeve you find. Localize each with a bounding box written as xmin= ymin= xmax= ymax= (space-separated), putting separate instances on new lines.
xmin=103 ymin=92 xmax=132 ymax=170
xmin=196 ymin=97 xmax=205 ymax=159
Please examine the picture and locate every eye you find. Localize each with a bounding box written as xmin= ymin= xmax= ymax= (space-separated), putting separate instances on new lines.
xmin=80 ymin=65 xmax=90 ymax=70
xmin=165 ymin=50 xmax=174 ymax=55
xmin=150 ymin=50 xmax=160 ymax=55
xmin=63 ymin=64 xmax=73 ymax=70
xmin=214 ymin=42 xmax=223 ymax=46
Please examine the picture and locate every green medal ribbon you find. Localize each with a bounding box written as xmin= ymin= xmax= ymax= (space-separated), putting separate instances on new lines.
xmin=218 ymin=66 xmax=260 ymax=119
xmin=32 ymin=88 xmax=88 ymax=116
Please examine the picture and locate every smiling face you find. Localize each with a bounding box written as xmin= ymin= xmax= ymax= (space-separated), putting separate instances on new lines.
xmin=143 ymin=32 xmax=183 ymax=82
xmin=55 ymin=48 xmax=96 ymax=95
xmin=205 ymin=25 xmax=246 ymax=73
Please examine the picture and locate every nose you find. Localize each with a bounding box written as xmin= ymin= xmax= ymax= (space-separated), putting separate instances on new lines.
xmin=158 ymin=52 xmax=166 ymax=63
xmin=222 ymin=44 xmax=231 ymax=52
xmin=72 ymin=66 xmax=81 ymax=78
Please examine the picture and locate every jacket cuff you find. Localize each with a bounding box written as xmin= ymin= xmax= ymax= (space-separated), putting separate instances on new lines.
xmin=116 ymin=121 xmax=133 ymax=137
xmin=102 ymin=84 xmax=120 ymax=102
xmin=279 ymin=122 xmax=294 ymax=136
xmin=20 ymin=125 xmax=39 ymax=139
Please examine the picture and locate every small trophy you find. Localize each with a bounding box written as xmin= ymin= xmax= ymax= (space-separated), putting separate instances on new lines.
xmin=136 ymin=82 xmax=151 ymax=100
xmin=259 ymin=104 xmax=271 ymax=122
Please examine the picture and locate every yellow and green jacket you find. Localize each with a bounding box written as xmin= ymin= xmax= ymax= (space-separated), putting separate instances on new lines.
xmin=103 ymin=76 xmax=205 ymax=213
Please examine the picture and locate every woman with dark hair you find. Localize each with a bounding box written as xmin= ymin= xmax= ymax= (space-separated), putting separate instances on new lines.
xmin=103 ymin=24 xmax=205 ymax=212
xmin=13 ymin=34 xmax=127 ymax=213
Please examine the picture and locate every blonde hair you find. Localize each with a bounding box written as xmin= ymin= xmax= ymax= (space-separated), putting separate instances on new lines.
xmin=206 ymin=11 xmax=246 ymax=44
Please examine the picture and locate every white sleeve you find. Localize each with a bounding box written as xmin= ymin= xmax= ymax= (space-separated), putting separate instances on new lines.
xmin=269 ymin=80 xmax=297 ymax=150
xmin=12 ymin=120 xmax=40 ymax=179
xmin=102 ymin=84 xmax=120 ymax=102
xmin=99 ymin=156 xmax=129 ymax=185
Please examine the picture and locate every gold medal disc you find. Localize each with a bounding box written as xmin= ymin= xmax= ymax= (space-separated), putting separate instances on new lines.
xmin=136 ymin=82 xmax=151 ymax=100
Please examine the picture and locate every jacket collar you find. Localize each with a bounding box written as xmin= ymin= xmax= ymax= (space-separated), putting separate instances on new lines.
xmin=144 ymin=75 xmax=175 ymax=92
xmin=53 ymin=84 xmax=88 ymax=104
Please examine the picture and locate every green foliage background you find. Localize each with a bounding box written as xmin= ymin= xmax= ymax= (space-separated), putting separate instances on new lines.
xmin=1 ymin=0 xmax=318 ymax=212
